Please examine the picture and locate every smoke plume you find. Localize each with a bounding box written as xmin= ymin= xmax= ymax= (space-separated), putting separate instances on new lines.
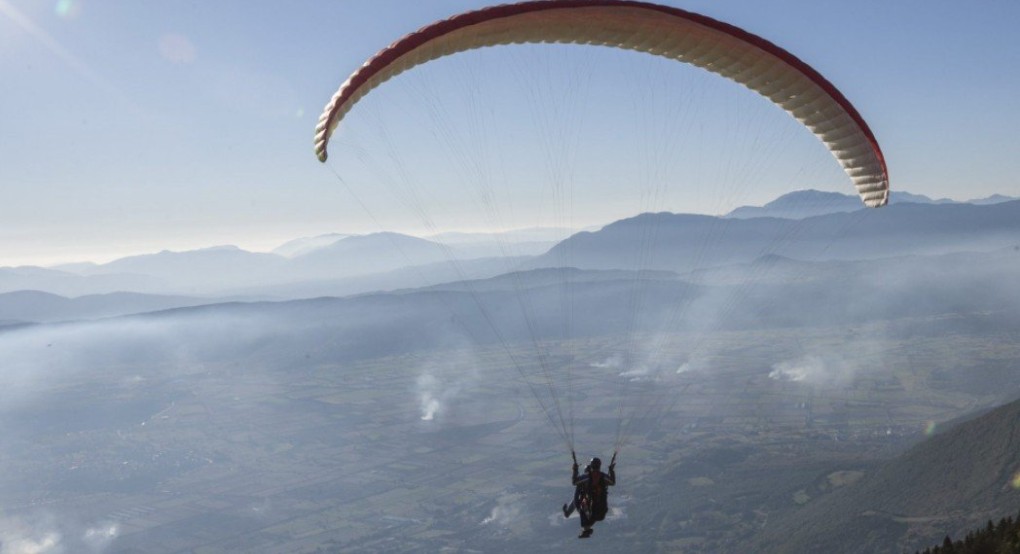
xmin=481 ymin=494 xmax=524 ymax=527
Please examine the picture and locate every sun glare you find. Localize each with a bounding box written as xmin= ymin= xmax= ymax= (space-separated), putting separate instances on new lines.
xmin=0 ymin=0 xmax=121 ymax=97
xmin=54 ymin=0 xmax=80 ymax=19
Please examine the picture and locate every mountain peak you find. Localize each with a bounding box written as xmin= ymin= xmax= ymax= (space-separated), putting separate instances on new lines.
xmin=724 ymin=189 xmax=1005 ymax=220
xmin=969 ymin=193 xmax=1019 ymax=205
xmin=272 ymin=233 xmax=352 ymax=258
xmin=726 ymin=189 xmax=862 ymax=219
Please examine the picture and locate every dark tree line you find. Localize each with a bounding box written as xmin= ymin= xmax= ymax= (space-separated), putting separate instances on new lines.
xmin=916 ymin=512 xmax=1020 ymax=554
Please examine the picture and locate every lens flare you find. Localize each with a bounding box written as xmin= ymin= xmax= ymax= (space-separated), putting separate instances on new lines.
xmin=2 ymin=0 xmax=120 ymax=96
xmin=923 ymin=421 xmax=937 ymax=436
xmin=54 ymin=0 xmax=79 ymax=18
xmin=1012 ymin=472 xmax=1020 ymax=489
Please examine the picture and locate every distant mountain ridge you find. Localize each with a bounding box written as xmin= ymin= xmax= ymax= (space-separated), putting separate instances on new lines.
xmin=427 ymin=227 xmax=575 ymax=244
xmin=98 ymin=245 xmax=285 ymax=276
xmin=726 ymin=189 xmax=863 ymax=219
xmin=0 ymin=290 xmax=215 ymax=323
xmin=538 ymin=200 xmax=1020 ymax=272
xmin=292 ymin=232 xmax=450 ymax=277
xmin=272 ymin=233 xmax=351 ymax=257
xmin=0 ymin=265 xmax=166 ymax=297
xmin=3 ymin=192 xmax=1018 ymax=299
xmin=6 ymin=246 xmax=1018 ymax=329
xmin=726 ymin=189 xmax=1017 ymax=219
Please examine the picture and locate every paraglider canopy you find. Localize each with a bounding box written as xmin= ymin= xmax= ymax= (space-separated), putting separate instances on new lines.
xmin=315 ymin=0 xmax=888 ymax=207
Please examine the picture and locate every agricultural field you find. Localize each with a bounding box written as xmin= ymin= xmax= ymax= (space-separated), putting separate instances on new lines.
xmin=3 ymin=310 xmax=1017 ymax=552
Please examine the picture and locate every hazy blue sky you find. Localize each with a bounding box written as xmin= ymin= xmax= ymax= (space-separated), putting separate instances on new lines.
xmin=2 ymin=0 xmax=1019 ymax=266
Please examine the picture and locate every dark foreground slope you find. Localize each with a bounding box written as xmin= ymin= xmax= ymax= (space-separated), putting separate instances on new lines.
xmin=760 ymin=395 xmax=1020 ymax=554
xmin=914 ymin=510 xmax=1020 ymax=554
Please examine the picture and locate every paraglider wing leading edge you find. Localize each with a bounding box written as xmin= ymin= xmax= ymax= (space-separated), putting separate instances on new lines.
xmin=315 ymin=0 xmax=889 ymax=207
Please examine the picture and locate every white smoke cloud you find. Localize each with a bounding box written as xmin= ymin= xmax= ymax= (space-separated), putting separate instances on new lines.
xmin=617 ymin=365 xmax=650 ymax=379
xmin=761 ymin=330 xmax=897 ymax=390
xmin=675 ymin=354 xmax=712 ymax=375
xmin=417 ymin=372 xmax=443 ymax=421
xmin=414 ymin=348 xmax=478 ymax=422
xmin=590 ymin=354 xmax=623 ymax=369
xmin=768 ymin=355 xmax=826 ymax=382
xmin=81 ymin=522 xmax=118 ymax=552
xmin=0 ymin=514 xmax=120 ymax=554
xmin=1 ymin=533 xmax=61 ymax=554
xmin=481 ymin=494 xmax=524 ymax=527
xmin=620 ymin=360 xmax=690 ymax=382
xmin=767 ymin=343 xmax=883 ymax=387
xmin=598 ymin=344 xmax=710 ymax=381
xmin=0 ymin=313 xmax=267 ymax=412
xmin=0 ymin=514 xmax=63 ymax=554
xmin=594 ymin=354 xmax=663 ymax=381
